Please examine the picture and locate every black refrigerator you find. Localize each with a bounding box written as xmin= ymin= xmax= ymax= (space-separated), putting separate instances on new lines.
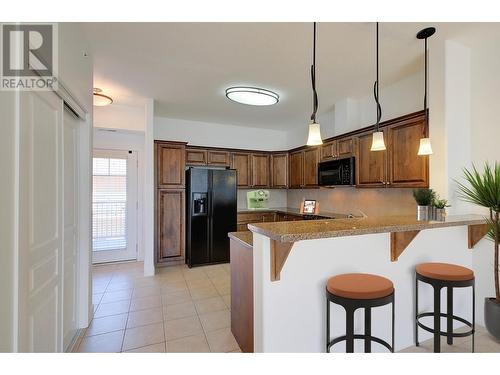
xmin=185 ymin=167 xmax=237 ymax=267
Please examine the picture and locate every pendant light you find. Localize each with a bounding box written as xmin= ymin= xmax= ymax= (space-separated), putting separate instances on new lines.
xmin=416 ymin=27 xmax=436 ymax=156
xmin=370 ymin=22 xmax=386 ymax=151
xmin=306 ymin=22 xmax=323 ymax=146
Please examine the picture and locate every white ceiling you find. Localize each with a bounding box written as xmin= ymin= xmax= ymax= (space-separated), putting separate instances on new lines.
xmin=82 ymin=22 xmax=492 ymax=131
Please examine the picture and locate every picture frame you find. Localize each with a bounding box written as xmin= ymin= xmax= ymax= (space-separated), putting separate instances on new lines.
xmin=300 ymin=199 xmax=319 ymax=215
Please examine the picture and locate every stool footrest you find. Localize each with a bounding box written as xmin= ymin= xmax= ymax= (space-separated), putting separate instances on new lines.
xmin=416 ymin=312 xmax=474 ymax=338
xmin=327 ymin=334 xmax=393 ymax=353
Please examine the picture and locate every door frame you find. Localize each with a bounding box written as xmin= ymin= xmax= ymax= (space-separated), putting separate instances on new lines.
xmin=91 ymin=148 xmax=138 ymax=264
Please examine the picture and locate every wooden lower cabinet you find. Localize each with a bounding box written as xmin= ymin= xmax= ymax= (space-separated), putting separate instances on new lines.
xmin=157 ymin=189 xmax=185 ymax=263
xmin=230 ymin=237 xmax=253 ymax=352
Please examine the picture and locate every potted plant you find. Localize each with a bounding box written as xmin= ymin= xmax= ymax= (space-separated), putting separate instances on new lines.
xmin=413 ymin=188 xmax=435 ymax=221
xmin=456 ymin=162 xmax=500 ymax=340
xmin=433 ymin=196 xmax=450 ymax=221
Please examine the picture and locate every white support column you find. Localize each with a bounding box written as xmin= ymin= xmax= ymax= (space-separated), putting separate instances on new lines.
xmin=143 ymin=99 xmax=155 ymax=276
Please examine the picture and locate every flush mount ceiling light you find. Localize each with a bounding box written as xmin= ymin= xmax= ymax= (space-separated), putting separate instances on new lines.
xmin=93 ymin=88 xmax=113 ymax=106
xmin=416 ymin=27 xmax=436 ymax=156
xmin=370 ymin=22 xmax=386 ymax=152
xmin=225 ymin=87 xmax=279 ymax=106
xmin=306 ymin=22 xmax=323 ymax=146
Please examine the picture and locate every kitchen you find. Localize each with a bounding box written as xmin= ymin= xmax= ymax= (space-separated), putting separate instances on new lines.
xmin=4 ymin=15 xmax=500 ymax=363
xmin=143 ymin=22 xmax=500 ymax=354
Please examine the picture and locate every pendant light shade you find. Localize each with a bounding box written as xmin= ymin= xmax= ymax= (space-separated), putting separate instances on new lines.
xmin=370 ymin=22 xmax=386 ymax=152
xmin=307 ymin=122 xmax=323 ymax=146
xmin=370 ymin=131 xmax=386 ymax=151
xmin=306 ymin=22 xmax=323 ymax=146
xmin=417 ymin=27 xmax=436 ymax=156
xmin=417 ymin=137 xmax=433 ymax=155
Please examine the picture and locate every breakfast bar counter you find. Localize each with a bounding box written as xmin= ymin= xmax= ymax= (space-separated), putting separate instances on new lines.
xmin=248 ymin=214 xmax=490 ymax=352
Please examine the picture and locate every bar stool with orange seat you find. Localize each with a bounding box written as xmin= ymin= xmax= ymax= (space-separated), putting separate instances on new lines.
xmin=415 ymin=262 xmax=475 ymax=353
xmin=326 ymin=273 xmax=395 ymax=353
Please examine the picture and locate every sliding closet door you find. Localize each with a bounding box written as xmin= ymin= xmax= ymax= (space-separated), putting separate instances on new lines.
xmin=18 ymin=90 xmax=64 ymax=352
xmin=62 ymin=108 xmax=79 ymax=350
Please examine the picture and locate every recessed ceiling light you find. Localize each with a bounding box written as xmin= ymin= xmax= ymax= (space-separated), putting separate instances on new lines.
xmin=93 ymin=88 xmax=113 ymax=106
xmin=225 ymin=87 xmax=279 ymax=106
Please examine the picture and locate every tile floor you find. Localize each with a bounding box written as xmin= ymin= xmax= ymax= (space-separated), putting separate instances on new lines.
xmin=399 ymin=324 xmax=500 ymax=353
xmin=77 ymin=261 xmax=241 ymax=353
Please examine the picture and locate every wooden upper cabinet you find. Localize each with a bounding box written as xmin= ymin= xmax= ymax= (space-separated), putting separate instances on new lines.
xmin=157 ymin=142 xmax=186 ymax=188
xmin=303 ymin=147 xmax=320 ymax=186
xmin=337 ymin=137 xmax=353 ymax=157
xmin=186 ymin=148 xmax=207 ymax=166
xmin=387 ymin=119 xmax=429 ymax=187
xmin=289 ymin=150 xmax=304 ymax=188
xmin=270 ymin=153 xmax=288 ymax=188
xmin=157 ymin=189 xmax=185 ymax=262
xmin=355 ymin=131 xmax=387 ymax=187
xmin=321 ymin=141 xmax=337 ymax=161
xmin=251 ymin=154 xmax=270 ymax=187
xmin=207 ymin=150 xmax=230 ymax=166
xmin=231 ymin=153 xmax=252 ymax=188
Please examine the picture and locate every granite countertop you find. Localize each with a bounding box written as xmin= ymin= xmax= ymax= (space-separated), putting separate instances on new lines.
xmin=228 ymin=231 xmax=253 ymax=247
xmin=248 ymin=214 xmax=486 ymax=243
xmin=237 ymin=207 xmax=349 ymax=219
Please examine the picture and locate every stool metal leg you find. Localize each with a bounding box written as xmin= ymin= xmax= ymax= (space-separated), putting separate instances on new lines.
xmin=472 ymin=282 xmax=475 ymax=353
xmin=415 ymin=277 xmax=419 ymax=346
xmin=345 ymin=307 xmax=355 ymax=353
xmin=326 ymin=298 xmax=330 ymax=353
xmin=364 ymin=307 xmax=371 ymax=353
xmin=391 ymin=295 xmax=395 ymax=353
xmin=433 ymin=285 xmax=441 ymax=353
xmin=447 ymin=286 xmax=453 ymax=345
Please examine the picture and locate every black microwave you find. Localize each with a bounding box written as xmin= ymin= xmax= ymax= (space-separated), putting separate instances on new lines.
xmin=318 ymin=157 xmax=355 ymax=186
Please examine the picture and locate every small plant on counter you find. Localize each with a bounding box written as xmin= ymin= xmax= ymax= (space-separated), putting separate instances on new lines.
xmin=456 ymin=162 xmax=500 ymax=340
xmin=413 ymin=188 xmax=435 ymax=221
xmin=413 ymin=188 xmax=436 ymax=206
xmin=433 ymin=196 xmax=450 ymax=209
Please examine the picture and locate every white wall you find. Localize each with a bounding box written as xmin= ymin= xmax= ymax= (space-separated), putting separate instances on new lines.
xmin=94 ymin=104 xmax=145 ymax=131
xmin=154 ymin=117 xmax=289 ymax=151
xmin=93 ymin=129 xmax=146 ymax=261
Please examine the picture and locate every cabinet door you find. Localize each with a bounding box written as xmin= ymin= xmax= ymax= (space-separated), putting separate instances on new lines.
xmin=231 ymin=153 xmax=252 ymax=188
xmin=289 ymin=150 xmax=304 ymax=188
xmin=270 ymin=153 xmax=288 ymax=188
xmin=337 ymin=137 xmax=353 ymax=157
xmin=356 ymin=131 xmax=387 ymax=187
xmin=251 ymin=154 xmax=270 ymax=187
xmin=157 ymin=143 xmax=186 ymax=188
xmin=157 ymin=189 xmax=185 ymax=262
xmin=321 ymin=141 xmax=337 ymax=161
xmin=387 ymin=119 xmax=429 ymax=187
xmin=186 ymin=148 xmax=207 ymax=166
xmin=207 ymin=150 xmax=230 ymax=166
xmin=303 ymin=147 xmax=320 ymax=187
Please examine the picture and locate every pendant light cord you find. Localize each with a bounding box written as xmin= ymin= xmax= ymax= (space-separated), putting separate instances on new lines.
xmin=310 ymin=22 xmax=318 ymax=123
xmin=373 ymin=22 xmax=382 ymax=132
xmin=424 ymin=37 xmax=428 ymax=127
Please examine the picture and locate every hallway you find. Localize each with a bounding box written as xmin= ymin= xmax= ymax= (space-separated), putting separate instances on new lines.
xmin=77 ymin=262 xmax=240 ymax=352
